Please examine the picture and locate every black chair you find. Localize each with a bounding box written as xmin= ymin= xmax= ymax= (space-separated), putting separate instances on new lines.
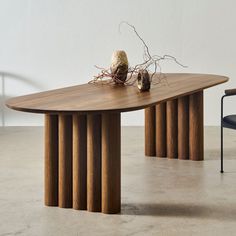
xmin=221 ymin=88 xmax=236 ymax=173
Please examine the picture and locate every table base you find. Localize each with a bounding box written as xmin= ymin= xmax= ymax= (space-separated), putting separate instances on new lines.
xmin=44 ymin=91 xmax=204 ymax=214
xmin=44 ymin=112 xmax=121 ymax=214
xmin=145 ymin=91 xmax=204 ymax=160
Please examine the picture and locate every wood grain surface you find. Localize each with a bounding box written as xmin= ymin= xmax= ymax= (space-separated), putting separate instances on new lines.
xmin=6 ymin=74 xmax=228 ymax=114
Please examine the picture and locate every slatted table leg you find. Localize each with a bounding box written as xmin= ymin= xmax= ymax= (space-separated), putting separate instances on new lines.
xmin=166 ymin=99 xmax=178 ymax=159
xmin=178 ymin=96 xmax=189 ymax=160
xmin=189 ymin=91 xmax=204 ymax=161
xmin=59 ymin=114 xmax=73 ymax=208
xmin=87 ymin=114 xmax=102 ymax=212
xmin=102 ymin=113 xmax=121 ymax=214
xmin=145 ymin=106 xmax=156 ymax=156
xmin=44 ymin=114 xmax=58 ymax=206
xmin=156 ymin=103 xmax=167 ymax=157
xmin=73 ymin=114 xmax=87 ymax=210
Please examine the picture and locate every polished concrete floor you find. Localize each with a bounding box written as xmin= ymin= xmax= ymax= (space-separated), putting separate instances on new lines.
xmin=0 ymin=126 xmax=236 ymax=236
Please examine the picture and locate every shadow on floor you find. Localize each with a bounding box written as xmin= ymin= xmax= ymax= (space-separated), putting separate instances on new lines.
xmin=121 ymin=202 xmax=236 ymax=221
xmin=205 ymin=147 xmax=236 ymax=159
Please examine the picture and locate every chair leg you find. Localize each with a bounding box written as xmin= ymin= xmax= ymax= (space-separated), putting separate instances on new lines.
xmin=220 ymin=125 xmax=224 ymax=173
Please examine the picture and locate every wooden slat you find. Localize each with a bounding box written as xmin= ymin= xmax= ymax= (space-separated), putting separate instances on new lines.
xmin=178 ymin=96 xmax=189 ymax=159
xmin=155 ymin=103 xmax=167 ymax=157
xmin=44 ymin=114 xmax=58 ymax=206
xmin=73 ymin=114 xmax=87 ymax=210
xmin=166 ymin=100 xmax=178 ymax=159
xmin=87 ymin=114 xmax=101 ymax=212
xmin=102 ymin=113 xmax=121 ymax=214
xmin=59 ymin=115 xmax=72 ymax=208
xmin=145 ymin=107 xmax=156 ymax=156
xmin=189 ymin=91 xmax=204 ymax=161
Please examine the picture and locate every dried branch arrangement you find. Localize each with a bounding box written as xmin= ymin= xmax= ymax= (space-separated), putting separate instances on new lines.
xmin=89 ymin=22 xmax=187 ymax=91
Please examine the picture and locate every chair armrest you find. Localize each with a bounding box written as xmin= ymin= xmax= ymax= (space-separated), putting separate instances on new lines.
xmin=225 ymin=88 xmax=236 ymax=96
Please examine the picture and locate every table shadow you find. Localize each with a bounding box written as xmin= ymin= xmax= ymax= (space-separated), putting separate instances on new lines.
xmin=121 ymin=202 xmax=236 ymax=221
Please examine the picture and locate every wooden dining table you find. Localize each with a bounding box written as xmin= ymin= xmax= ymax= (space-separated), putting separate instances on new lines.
xmin=6 ymin=73 xmax=228 ymax=214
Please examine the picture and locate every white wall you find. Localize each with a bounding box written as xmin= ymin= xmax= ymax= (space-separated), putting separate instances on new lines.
xmin=0 ymin=0 xmax=235 ymax=126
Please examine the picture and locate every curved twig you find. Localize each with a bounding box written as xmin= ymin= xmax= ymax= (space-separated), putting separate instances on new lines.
xmin=91 ymin=22 xmax=187 ymax=87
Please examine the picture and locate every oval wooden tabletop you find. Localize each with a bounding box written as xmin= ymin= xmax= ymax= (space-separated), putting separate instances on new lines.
xmin=6 ymin=73 xmax=229 ymax=114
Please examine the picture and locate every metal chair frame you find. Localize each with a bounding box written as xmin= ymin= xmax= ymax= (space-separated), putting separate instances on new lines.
xmin=221 ymin=90 xmax=236 ymax=173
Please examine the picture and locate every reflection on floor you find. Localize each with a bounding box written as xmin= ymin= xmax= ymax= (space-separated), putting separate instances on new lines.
xmin=0 ymin=126 xmax=236 ymax=236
